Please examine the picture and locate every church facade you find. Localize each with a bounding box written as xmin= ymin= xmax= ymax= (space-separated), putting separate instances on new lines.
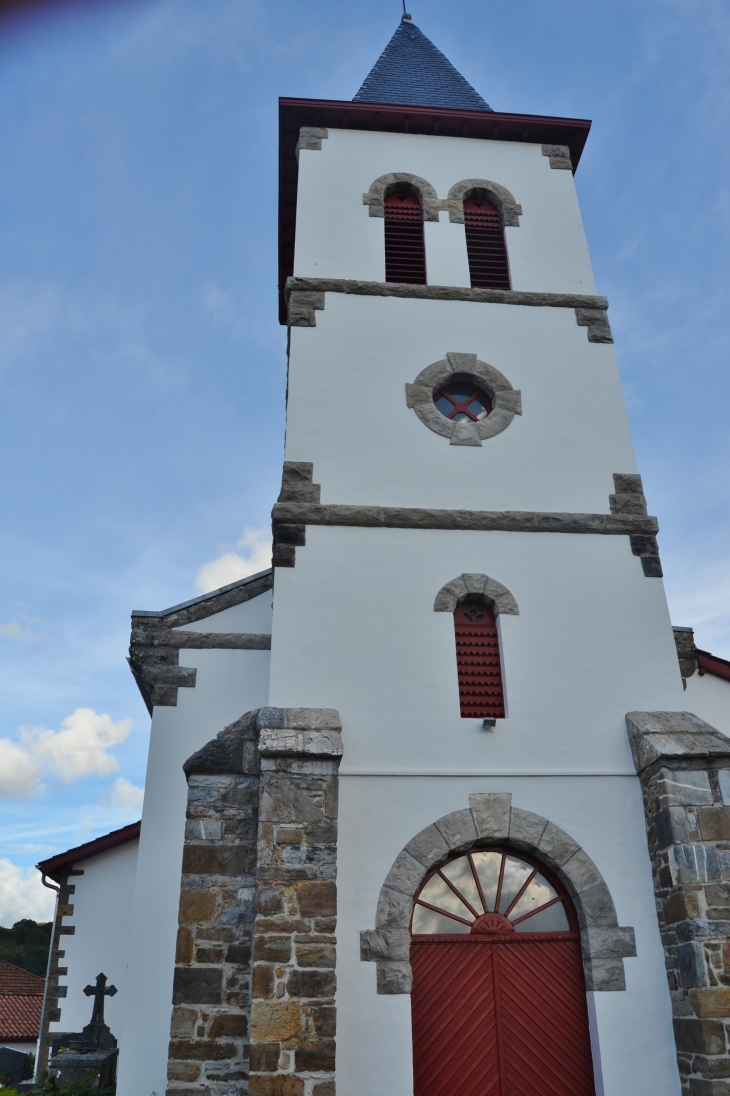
xmin=37 ymin=17 xmax=730 ymax=1096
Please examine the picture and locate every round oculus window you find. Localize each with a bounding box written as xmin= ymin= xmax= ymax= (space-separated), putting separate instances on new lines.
xmin=434 ymin=381 xmax=492 ymax=423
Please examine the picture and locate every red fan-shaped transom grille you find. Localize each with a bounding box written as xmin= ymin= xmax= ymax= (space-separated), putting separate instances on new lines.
xmin=411 ymin=849 xmax=572 ymax=936
xmin=454 ymin=599 xmax=505 ymax=718
xmin=384 ymin=191 xmax=426 ymax=285
xmin=464 ymin=196 xmax=511 ymax=290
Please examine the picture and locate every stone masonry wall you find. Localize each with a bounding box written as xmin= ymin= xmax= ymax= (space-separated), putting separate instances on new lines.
xmin=167 ymin=711 xmax=261 ymax=1096
xmin=167 ymin=707 xmax=342 ymax=1096
xmin=249 ymin=708 xmax=342 ymax=1096
xmin=627 ymin=711 xmax=730 ymax=1096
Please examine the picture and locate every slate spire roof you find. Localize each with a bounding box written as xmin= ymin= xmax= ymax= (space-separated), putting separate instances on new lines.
xmin=354 ymin=15 xmax=492 ymax=113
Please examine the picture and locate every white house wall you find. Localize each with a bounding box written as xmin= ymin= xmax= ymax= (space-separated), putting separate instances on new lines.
xmin=116 ymin=590 xmax=272 ymax=1096
xmin=293 ymin=129 xmax=597 ymax=295
xmin=47 ymin=840 xmax=138 ymax=1041
xmin=684 ymin=671 xmax=730 ymax=737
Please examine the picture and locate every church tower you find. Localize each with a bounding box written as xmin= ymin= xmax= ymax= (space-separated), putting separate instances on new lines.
xmin=267 ymin=16 xmax=687 ymax=1095
xmin=98 ymin=16 xmax=730 ymax=1096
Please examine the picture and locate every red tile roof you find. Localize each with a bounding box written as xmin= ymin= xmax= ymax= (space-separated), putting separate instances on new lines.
xmin=0 ymin=962 xmax=44 ymax=1041
xmin=0 ymin=961 xmax=45 ymax=996
xmin=0 ymin=990 xmax=42 ymax=1039
xmin=0 ymin=993 xmax=43 ymax=1041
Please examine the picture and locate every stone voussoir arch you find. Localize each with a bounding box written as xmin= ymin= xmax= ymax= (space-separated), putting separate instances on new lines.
xmin=360 ymin=793 xmax=636 ymax=994
xmin=446 ymin=178 xmax=522 ymax=227
xmin=434 ymin=572 xmax=519 ymax=617
xmin=363 ymin=172 xmax=441 ymax=222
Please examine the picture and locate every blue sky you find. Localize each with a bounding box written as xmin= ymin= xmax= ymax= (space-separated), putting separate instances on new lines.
xmin=0 ymin=0 xmax=727 ymax=924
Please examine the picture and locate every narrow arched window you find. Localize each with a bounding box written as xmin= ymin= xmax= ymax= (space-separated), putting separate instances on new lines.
xmin=454 ymin=600 xmax=505 ymax=718
xmin=384 ymin=190 xmax=426 ymax=285
xmin=464 ymin=196 xmax=511 ymax=290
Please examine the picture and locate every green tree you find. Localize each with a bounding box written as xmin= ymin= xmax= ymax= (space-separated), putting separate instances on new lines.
xmin=0 ymin=919 xmax=52 ymax=976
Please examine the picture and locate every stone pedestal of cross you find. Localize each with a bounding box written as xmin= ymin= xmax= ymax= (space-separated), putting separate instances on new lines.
xmin=48 ymin=972 xmax=119 ymax=1091
xmin=82 ymin=972 xmax=118 ymax=1049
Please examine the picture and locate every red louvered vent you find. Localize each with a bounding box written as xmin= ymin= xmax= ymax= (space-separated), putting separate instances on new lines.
xmin=454 ymin=600 xmax=505 ymax=718
xmin=464 ymin=197 xmax=511 ymax=290
xmin=384 ymin=191 xmax=426 ymax=284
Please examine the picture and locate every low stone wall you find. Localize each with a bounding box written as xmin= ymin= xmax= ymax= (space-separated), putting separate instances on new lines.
xmin=167 ymin=707 xmax=342 ymax=1096
xmin=627 ymin=711 xmax=730 ymax=1096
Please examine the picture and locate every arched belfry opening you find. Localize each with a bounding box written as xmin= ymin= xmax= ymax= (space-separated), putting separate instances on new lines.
xmin=384 ymin=186 xmax=427 ymax=284
xmin=463 ymin=193 xmax=511 ymax=289
xmin=410 ymin=847 xmax=596 ymax=1096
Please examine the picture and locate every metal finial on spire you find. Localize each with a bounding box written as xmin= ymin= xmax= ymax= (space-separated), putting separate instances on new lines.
xmin=402 ymin=0 xmax=411 ymax=20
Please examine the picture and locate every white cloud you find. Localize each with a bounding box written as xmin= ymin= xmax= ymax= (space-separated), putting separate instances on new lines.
xmin=201 ymin=282 xmax=236 ymax=330
xmin=0 ymin=859 xmax=55 ymax=927
xmin=0 ymin=708 xmax=132 ymax=799
xmin=0 ymin=620 xmax=46 ymax=643
xmin=195 ymin=527 xmax=271 ymax=593
xmin=104 ymin=777 xmax=145 ymax=813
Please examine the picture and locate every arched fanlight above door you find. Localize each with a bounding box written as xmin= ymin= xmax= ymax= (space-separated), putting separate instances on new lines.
xmin=411 ymin=849 xmax=573 ymax=935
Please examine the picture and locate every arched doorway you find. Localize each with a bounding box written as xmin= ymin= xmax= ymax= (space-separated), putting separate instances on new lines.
xmin=410 ymin=848 xmax=596 ymax=1096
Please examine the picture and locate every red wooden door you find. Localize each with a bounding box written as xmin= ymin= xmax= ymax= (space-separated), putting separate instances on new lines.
xmin=411 ymin=934 xmax=595 ymax=1096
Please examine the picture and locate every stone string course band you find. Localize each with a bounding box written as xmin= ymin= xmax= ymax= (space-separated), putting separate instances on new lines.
xmin=626 ymin=711 xmax=730 ymax=1095
xmin=272 ymin=501 xmax=659 ymax=536
xmin=285 ymin=278 xmax=614 ymax=343
xmin=360 ymin=793 xmax=636 ymax=994
xmin=271 ymin=465 xmax=661 ymax=578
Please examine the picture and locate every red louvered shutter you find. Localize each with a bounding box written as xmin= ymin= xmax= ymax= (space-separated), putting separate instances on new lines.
xmin=464 ymin=197 xmax=511 ymax=290
xmin=384 ymin=191 xmax=427 ymax=284
xmin=454 ymin=600 xmax=505 ymax=718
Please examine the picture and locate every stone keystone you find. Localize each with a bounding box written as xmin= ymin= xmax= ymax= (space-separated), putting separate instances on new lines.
xmin=470 ymin=793 xmax=511 ymax=840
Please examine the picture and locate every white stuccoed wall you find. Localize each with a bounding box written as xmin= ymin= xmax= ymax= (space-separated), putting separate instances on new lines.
xmin=269 ymin=528 xmax=683 ymax=773
xmin=684 ymin=671 xmax=730 ymax=737
xmin=272 ymin=124 xmax=688 ymax=1094
xmin=293 ymin=129 xmax=597 ymax=294
xmin=116 ymin=591 xmax=272 ymax=1096
xmin=285 ymin=295 xmax=636 ymax=514
xmin=46 ymin=840 xmax=138 ymax=1041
